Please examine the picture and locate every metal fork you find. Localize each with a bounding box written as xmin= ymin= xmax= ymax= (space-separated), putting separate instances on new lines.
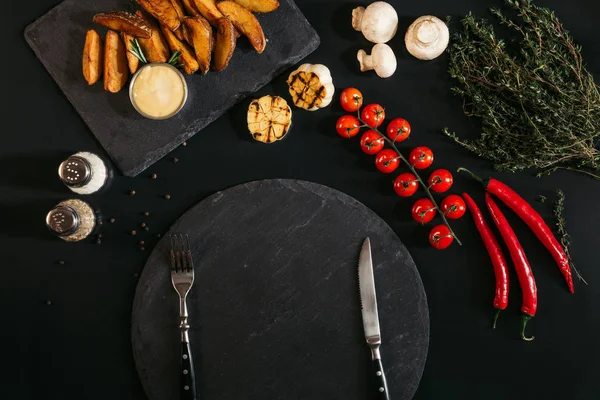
xmin=169 ymin=234 xmax=197 ymax=400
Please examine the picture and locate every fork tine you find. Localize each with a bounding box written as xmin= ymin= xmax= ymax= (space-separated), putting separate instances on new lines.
xmin=175 ymin=234 xmax=183 ymax=272
xmin=185 ymin=234 xmax=193 ymax=273
xmin=179 ymin=234 xmax=187 ymax=272
xmin=169 ymin=234 xmax=176 ymax=271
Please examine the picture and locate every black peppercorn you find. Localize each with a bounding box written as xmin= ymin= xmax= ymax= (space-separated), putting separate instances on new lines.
xmin=131 ymin=230 xmax=137 ymax=236
xmin=164 ymin=194 xmax=171 ymax=200
xmin=96 ymin=239 xmax=102 ymax=244
xmin=46 ymin=300 xmax=52 ymax=306
xmin=173 ymin=158 xmax=179 ymax=163
xmin=156 ymin=234 xmax=162 ymax=239
xmin=183 ymin=142 xmax=187 ymax=147
xmin=151 ymin=173 xmax=158 ymax=179
xmin=57 ymin=260 xmax=65 ymax=265
xmin=144 ymin=211 xmax=150 ymax=217
xmin=140 ymin=247 xmax=146 ymax=252
xmin=139 ymin=240 xmax=145 ymax=245
xmin=129 ymin=190 xmax=136 ymax=196
xmin=144 ymin=227 xmax=150 ymax=232
xmin=141 ymin=223 xmax=147 ymax=228
xmin=110 ymin=218 xmax=116 ymax=223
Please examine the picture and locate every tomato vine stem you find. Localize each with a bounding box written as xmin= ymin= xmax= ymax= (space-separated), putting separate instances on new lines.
xmin=357 ymin=110 xmax=462 ymax=245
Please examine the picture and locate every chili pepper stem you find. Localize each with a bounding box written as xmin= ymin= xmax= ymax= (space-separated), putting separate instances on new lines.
xmin=520 ymin=314 xmax=535 ymax=341
xmin=457 ymin=167 xmax=485 ymax=186
xmin=360 ymin=111 xmax=462 ymax=246
xmin=492 ymin=309 xmax=501 ymax=329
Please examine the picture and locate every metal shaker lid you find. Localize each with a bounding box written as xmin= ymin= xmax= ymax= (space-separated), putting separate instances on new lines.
xmin=46 ymin=205 xmax=80 ymax=236
xmin=59 ymin=156 xmax=92 ymax=187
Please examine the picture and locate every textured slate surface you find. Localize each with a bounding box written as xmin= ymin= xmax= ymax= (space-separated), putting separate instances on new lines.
xmin=131 ymin=179 xmax=429 ymax=400
xmin=24 ymin=0 xmax=319 ymax=177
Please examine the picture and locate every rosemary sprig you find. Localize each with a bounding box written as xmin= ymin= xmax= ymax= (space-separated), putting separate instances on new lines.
xmin=129 ymin=38 xmax=147 ymax=64
xmin=129 ymin=39 xmax=183 ymax=70
xmin=167 ymin=50 xmax=183 ymax=68
xmin=356 ymin=110 xmax=462 ymax=245
xmin=443 ymin=0 xmax=600 ymax=180
xmin=553 ymin=189 xmax=586 ymax=284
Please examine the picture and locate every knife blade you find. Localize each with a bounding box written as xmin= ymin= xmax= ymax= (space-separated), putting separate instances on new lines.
xmin=358 ymin=238 xmax=390 ymax=400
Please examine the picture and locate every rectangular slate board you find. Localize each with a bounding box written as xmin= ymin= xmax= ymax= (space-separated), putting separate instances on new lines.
xmin=25 ymin=0 xmax=319 ymax=176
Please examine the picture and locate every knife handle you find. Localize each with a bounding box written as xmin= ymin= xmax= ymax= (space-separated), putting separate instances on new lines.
xmin=373 ymin=357 xmax=390 ymax=400
xmin=180 ymin=341 xmax=196 ymax=400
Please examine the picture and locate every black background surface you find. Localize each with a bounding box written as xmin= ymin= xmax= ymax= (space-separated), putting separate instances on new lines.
xmin=2 ymin=0 xmax=600 ymax=399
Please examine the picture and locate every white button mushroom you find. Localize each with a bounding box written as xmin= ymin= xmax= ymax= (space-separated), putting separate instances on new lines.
xmin=405 ymin=15 xmax=450 ymax=60
xmin=352 ymin=2 xmax=398 ymax=44
xmin=357 ymin=43 xmax=397 ymax=78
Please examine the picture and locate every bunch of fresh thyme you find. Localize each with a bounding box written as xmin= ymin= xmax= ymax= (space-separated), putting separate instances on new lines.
xmin=443 ymin=0 xmax=600 ymax=179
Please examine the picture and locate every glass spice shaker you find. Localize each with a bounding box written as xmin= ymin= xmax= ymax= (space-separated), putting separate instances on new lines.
xmin=58 ymin=152 xmax=110 ymax=195
xmin=45 ymin=199 xmax=97 ymax=242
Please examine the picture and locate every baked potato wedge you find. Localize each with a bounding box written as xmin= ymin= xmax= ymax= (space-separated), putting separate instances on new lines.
xmin=213 ymin=17 xmax=236 ymax=72
xmin=232 ymin=0 xmax=279 ymax=13
xmin=104 ymin=30 xmax=129 ymax=93
xmin=121 ymin=32 xmax=140 ymax=74
xmin=136 ymin=10 xmax=171 ymax=63
xmin=184 ymin=16 xmax=213 ymax=74
xmin=182 ymin=0 xmax=200 ymax=16
xmin=82 ymin=30 xmax=103 ymax=85
xmin=93 ymin=11 xmax=153 ymax=38
xmin=160 ymin=25 xmax=199 ymax=74
xmin=170 ymin=0 xmax=186 ymax=19
xmin=137 ymin=0 xmax=181 ymax=31
xmin=217 ymin=1 xmax=266 ymax=53
xmin=192 ymin=0 xmax=223 ymax=25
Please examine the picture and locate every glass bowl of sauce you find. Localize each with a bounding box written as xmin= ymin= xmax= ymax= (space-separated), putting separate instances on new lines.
xmin=129 ymin=63 xmax=188 ymax=120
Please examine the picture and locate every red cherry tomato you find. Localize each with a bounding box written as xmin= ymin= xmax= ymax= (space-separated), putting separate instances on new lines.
xmin=394 ymin=172 xmax=419 ymax=197
xmin=386 ymin=118 xmax=411 ymax=142
xmin=428 ymin=169 xmax=453 ymax=193
xmin=375 ymin=149 xmax=400 ymax=173
xmin=360 ymin=130 xmax=385 ymax=155
xmin=340 ymin=88 xmax=364 ymax=112
xmin=361 ymin=104 xmax=386 ymax=128
xmin=440 ymin=194 xmax=467 ymax=220
xmin=429 ymin=224 xmax=454 ymax=249
xmin=409 ymin=146 xmax=434 ymax=169
xmin=411 ymin=198 xmax=436 ymax=224
xmin=336 ymin=115 xmax=361 ymax=138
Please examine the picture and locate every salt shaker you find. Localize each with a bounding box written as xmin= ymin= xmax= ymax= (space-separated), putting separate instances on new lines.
xmin=58 ymin=152 xmax=109 ymax=194
xmin=46 ymin=199 xmax=97 ymax=242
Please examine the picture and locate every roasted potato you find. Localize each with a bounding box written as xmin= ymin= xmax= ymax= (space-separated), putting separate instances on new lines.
xmin=192 ymin=0 xmax=223 ymax=25
xmin=182 ymin=0 xmax=200 ymax=16
xmin=160 ymin=25 xmax=199 ymax=74
xmin=137 ymin=0 xmax=181 ymax=31
xmin=184 ymin=16 xmax=213 ymax=74
xmin=170 ymin=0 xmax=186 ymax=19
xmin=217 ymin=1 xmax=266 ymax=53
xmin=213 ymin=17 xmax=236 ymax=72
xmin=104 ymin=30 xmax=129 ymax=93
xmin=82 ymin=30 xmax=103 ymax=85
xmin=93 ymin=11 xmax=152 ymax=38
xmin=121 ymin=32 xmax=140 ymax=74
xmin=136 ymin=10 xmax=171 ymax=63
xmin=232 ymin=0 xmax=279 ymax=13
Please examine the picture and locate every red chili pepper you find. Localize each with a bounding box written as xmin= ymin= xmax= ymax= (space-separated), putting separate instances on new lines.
xmin=459 ymin=168 xmax=574 ymax=294
xmin=486 ymin=194 xmax=537 ymax=341
xmin=463 ymin=193 xmax=509 ymax=329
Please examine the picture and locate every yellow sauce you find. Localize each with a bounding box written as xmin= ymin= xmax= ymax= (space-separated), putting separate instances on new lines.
xmin=131 ymin=64 xmax=186 ymax=119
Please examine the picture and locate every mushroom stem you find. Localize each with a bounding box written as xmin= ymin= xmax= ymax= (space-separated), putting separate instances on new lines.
xmin=351 ymin=7 xmax=365 ymax=31
xmin=357 ymin=49 xmax=374 ymax=72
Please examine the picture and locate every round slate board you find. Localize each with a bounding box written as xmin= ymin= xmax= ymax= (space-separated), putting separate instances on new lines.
xmin=132 ymin=179 xmax=429 ymax=400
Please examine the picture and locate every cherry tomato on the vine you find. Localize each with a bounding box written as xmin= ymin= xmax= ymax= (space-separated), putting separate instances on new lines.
xmin=440 ymin=195 xmax=467 ymax=220
xmin=340 ymin=88 xmax=363 ymax=112
xmin=336 ymin=115 xmax=361 ymax=138
xmin=386 ymin=118 xmax=411 ymax=142
xmin=428 ymin=169 xmax=453 ymax=193
xmin=375 ymin=149 xmax=400 ymax=174
xmin=361 ymin=104 xmax=386 ymax=128
xmin=360 ymin=130 xmax=385 ymax=155
xmin=409 ymin=146 xmax=434 ymax=169
xmin=411 ymin=198 xmax=437 ymax=224
xmin=394 ymin=172 xmax=419 ymax=197
xmin=429 ymin=224 xmax=454 ymax=249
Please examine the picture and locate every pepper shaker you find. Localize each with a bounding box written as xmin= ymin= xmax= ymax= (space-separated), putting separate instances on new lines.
xmin=46 ymin=199 xmax=97 ymax=242
xmin=58 ymin=152 xmax=109 ymax=195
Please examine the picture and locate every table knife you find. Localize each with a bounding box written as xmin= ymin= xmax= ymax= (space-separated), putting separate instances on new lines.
xmin=359 ymin=237 xmax=390 ymax=400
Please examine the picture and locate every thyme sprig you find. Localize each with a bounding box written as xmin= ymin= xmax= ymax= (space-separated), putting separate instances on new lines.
xmin=553 ymin=189 xmax=586 ymax=284
xmin=443 ymin=0 xmax=600 ymax=180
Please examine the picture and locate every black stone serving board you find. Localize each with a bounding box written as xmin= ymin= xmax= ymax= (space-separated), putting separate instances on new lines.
xmin=24 ymin=1 xmax=319 ymax=177
xmin=131 ymin=179 xmax=429 ymax=400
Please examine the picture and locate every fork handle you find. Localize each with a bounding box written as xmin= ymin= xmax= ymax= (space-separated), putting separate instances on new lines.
xmin=180 ymin=341 xmax=196 ymax=399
